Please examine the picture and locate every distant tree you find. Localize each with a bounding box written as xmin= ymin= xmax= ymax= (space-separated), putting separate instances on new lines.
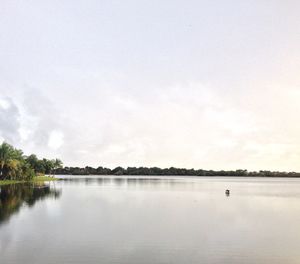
xmin=112 ymin=166 xmax=125 ymax=175
xmin=54 ymin=159 xmax=63 ymax=170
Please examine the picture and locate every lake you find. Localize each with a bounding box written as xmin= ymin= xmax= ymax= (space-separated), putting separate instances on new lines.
xmin=1 ymin=176 xmax=300 ymax=264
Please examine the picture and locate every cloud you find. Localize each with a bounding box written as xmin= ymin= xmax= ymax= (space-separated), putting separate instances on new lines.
xmin=0 ymin=87 xmax=68 ymax=159
xmin=0 ymin=97 xmax=21 ymax=144
xmin=48 ymin=130 xmax=64 ymax=150
xmin=1 ymin=80 xmax=300 ymax=172
xmin=54 ymin=81 xmax=258 ymax=169
xmin=0 ymin=0 xmax=300 ymax=171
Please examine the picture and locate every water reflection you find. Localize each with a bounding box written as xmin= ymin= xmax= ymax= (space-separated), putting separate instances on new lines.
xmin=1 ymin=176 xmax=300 ymax=264
xmin=58 ymin=176 xmax=300 ymax=198
xmin=0 ymin=183 xmax=61 ymax=225
xmin=60 ymin=176 xmax=193 ymax=188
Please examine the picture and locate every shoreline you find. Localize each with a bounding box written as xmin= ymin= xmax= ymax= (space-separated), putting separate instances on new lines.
xmin=2 ymin=175 xmax=300 ymax=186
xmin=0 ymin=176 xmax=59 ymax=186
xmin=54 ymin=174 xmax=300 ymax=178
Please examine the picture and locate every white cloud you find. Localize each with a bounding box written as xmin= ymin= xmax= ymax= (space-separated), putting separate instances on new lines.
xmin=0 ymin=98 xmax=10 ymax=110
xmin=48 ymin=130 xmax=64 ymax=150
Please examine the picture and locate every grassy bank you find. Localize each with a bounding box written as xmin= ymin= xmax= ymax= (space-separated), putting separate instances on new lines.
xmin=0 ymin=176 xmax=59 ymax=186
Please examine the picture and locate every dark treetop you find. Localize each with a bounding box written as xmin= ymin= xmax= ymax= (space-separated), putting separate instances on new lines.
xmin=55 ymin=166 xmax=300 ymax=177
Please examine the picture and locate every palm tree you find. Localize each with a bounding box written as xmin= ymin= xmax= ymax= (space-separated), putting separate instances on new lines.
xmin=0 ymin=142 xmax=24 ymax=180
xmin=54 ymin=159 xmax=63 ymax=170
xmin=0 ymin=142 xmax=14 ymax=179
xmin=6 ymin=159 xmax=21 ymax=180
xmin=0 ymin=142 xmax=60 ymax=181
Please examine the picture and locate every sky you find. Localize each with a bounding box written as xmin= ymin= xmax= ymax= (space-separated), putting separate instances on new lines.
xmin=0 ymin=0 xmax=300 ymax=171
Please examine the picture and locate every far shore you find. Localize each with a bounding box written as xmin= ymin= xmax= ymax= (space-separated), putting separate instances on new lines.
xmin=54 ymin=174 xmax=300 ymax=178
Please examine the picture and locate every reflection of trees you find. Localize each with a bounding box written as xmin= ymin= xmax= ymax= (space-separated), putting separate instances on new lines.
xmin=0 ymin=183 xmax=61 ymax=225
xmin=61 ymin=177 xmax=189 ymax=190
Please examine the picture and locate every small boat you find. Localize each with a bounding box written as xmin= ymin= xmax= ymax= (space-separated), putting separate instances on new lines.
xmin=225 ymin=189 xmax=230 ymax=196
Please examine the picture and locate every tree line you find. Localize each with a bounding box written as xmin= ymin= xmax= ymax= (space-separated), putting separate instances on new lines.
xmin=2 ymin=142 xmax=299 ymax=179
xmin=0 ymin=142 xmax=63 ymax=181
xmin=54 ymin=166 xmax=300 ymax=177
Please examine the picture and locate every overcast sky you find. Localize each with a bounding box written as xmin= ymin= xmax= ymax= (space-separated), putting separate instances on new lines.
xmin=1 ymin=0 xmax=300 ymax=171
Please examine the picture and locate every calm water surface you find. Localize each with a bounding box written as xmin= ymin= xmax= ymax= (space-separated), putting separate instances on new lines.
xmin=1 ymin=176 xmax=300 ymax=264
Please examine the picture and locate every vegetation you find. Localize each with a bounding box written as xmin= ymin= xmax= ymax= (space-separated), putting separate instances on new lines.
xmin=0 ymin=176 xmax=58 ymax=186
xmin=55 ymin=166 xmax=300 ymax=177
xmin=32 ymin=176 xmax=58 ymax=182
xmin=0 ymin=142 xmax=63 ymax=181
xmin=2 ymin=142 xmax=299 ymax=179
